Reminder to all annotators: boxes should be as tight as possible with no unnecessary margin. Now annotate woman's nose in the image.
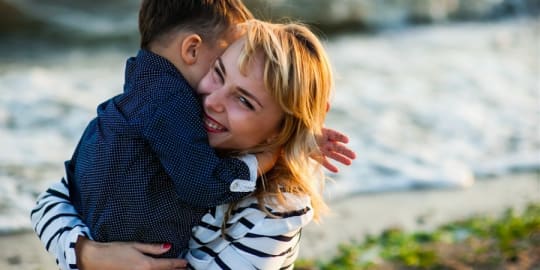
[203,88,225,113]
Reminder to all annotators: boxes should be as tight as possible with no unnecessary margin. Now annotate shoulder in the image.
[128,49,194,99]
[226,194,313,236]
[264,193,311,213]
[249,193,313,236]
[192,194,313,243]
[120,51,199,121]
[187,195,312,269]
[233,193,312,220]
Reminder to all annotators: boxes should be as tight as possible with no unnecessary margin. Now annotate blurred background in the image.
[0,0,539,250]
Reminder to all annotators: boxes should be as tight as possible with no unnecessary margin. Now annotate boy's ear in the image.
[180,34,202,65]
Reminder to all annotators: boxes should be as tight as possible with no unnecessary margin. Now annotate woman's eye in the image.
[239,96,255,110]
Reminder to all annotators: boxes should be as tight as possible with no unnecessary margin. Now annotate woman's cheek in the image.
[197,77,213,95]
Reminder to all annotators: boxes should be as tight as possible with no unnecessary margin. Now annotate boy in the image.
[64,0,261,258]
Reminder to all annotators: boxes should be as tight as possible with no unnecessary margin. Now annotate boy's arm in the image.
[143,90,257,208]
[30,177,92,270]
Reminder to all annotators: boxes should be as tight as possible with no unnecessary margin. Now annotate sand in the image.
[1,173,538,270]
[300,172,540,259]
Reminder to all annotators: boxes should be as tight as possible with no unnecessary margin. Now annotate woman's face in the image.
[197,38,284,151]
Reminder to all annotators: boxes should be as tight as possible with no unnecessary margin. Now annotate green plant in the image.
[298,203,540,269]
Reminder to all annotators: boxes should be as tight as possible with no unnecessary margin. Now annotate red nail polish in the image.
[162,243,172,249]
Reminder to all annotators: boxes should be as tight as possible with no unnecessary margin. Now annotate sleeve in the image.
[30,177,91,270]
[185,198,313,270]
[142,88,258,208]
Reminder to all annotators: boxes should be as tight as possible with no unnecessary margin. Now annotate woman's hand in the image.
[317,128,357,173]
[76,237,187,270]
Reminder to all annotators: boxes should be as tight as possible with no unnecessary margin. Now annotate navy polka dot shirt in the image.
[65,49,251,257]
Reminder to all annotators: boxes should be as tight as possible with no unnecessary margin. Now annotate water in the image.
[325,19,540,196]
[1,4,539,234]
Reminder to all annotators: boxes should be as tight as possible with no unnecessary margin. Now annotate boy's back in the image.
[67,0,254,257]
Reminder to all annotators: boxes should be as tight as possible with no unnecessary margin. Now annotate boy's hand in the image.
[316,128,356,173]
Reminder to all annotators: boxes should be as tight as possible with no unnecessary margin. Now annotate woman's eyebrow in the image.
[237,87,263,108]
[218,56,263,108]
[217,57,226,76]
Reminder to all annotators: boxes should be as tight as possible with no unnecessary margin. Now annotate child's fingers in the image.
[323,142,356,161]
[334,143,356,160]
[325,129,349,144]
[321,157,339,173]
[325,151,353,166]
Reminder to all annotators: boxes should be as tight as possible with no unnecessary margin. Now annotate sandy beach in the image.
[1,172,538,270]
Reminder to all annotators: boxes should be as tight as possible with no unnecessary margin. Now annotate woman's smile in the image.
[203,113,227,133]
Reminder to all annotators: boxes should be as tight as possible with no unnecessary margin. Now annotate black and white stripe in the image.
[186,195,313,269]
[30,178,92,270]
[30,178,314,270]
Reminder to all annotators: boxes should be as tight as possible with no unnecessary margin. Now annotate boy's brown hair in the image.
[139,0,254,49]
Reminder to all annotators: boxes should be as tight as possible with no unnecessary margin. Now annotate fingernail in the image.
[162,243,172,249]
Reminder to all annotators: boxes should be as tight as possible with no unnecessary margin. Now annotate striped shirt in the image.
[31,178,313,270]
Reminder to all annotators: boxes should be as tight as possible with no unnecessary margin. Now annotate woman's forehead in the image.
[223,37,246,57]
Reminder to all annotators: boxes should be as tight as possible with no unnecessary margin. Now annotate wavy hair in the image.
[227,20,333,223]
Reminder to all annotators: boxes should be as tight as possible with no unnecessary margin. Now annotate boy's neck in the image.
[147,40,196,88]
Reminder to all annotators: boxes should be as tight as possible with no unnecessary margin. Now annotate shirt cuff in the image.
[64,227,93,270]
[232,154,258,192]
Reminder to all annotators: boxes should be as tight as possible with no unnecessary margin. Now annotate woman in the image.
[32,19,348,269]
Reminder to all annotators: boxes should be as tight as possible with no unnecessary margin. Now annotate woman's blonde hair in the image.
[227,19,333,222]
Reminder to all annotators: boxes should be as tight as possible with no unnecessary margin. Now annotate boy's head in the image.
[139,0,253,50]
[139,0,254,88]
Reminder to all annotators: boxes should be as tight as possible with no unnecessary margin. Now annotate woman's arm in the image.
[30,177,92,270]
[30,178,187,270]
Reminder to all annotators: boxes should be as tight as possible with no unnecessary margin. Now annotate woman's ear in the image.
[180,34,202,65]
[266,134,279,144]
